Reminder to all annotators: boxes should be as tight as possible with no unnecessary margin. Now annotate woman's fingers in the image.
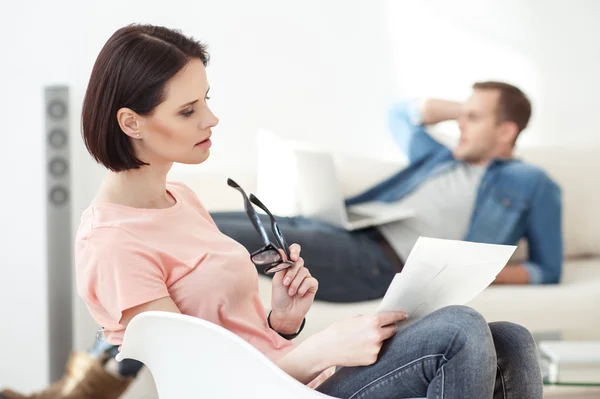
[288,265,309,296]
[376,311,408,327]
[379,324,398,341]
[288,243,301,262]
[283,256,304,286]
[297,275,318,297]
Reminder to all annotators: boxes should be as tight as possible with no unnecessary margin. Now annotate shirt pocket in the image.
[488,187,529,240]
[491,187,528,212]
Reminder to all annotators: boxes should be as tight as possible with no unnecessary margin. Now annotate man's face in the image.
[454,89,503,163]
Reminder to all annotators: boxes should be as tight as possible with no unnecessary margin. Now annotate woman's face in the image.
[132,59,219,166]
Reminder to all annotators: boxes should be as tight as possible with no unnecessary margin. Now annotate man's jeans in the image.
[211,211,399,302]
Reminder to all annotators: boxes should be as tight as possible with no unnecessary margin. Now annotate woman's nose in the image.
[202,108,219,129]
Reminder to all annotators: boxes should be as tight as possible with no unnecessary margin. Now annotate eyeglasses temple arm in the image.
[246,202,271,246]
[228,182,270,246]
[249,194,290,257]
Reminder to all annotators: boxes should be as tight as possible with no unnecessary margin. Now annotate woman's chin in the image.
[186,149,211,165]
[170,148,211,166]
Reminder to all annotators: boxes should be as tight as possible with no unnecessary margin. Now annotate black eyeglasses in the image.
[227,178,294,274]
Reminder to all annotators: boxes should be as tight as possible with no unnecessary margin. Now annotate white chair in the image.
[117,311,425,399]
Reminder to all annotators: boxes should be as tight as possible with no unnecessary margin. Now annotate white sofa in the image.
[124,145,600,399]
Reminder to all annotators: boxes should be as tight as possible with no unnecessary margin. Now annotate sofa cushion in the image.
[515,146,600,257]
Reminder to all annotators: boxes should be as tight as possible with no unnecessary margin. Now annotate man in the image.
[1,81,561,398]
[212,81,562,303]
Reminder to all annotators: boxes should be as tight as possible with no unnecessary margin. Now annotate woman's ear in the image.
[117,107,142,139]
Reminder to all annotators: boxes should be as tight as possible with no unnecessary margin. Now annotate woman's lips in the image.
[195,138,212,149]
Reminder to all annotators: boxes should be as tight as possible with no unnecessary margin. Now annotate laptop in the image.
[294,149,414,231]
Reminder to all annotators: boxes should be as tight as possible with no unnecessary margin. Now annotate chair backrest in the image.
[117,311,335,399]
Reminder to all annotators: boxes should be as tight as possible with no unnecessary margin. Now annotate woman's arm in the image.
[120,296,181,327]
[276,312,407,384]
[276,334,330,384]
[121,296,326,383]
[122,296,326,383]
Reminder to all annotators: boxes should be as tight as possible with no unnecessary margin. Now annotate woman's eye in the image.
[181,109,195,118]
[205,96,211,101]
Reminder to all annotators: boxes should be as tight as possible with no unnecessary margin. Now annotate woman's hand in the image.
[270,243,318,335]
[313,311,408,367]
[275,311,408,384]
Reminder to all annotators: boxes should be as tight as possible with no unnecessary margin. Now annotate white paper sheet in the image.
[377,237,517,326]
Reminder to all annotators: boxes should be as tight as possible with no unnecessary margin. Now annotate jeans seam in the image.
[440,364,444,399]
[347,354,445,399]
[497,364,506,399]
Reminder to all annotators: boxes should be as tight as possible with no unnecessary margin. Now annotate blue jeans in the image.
[316,306,542,399]
[211,211,399,302]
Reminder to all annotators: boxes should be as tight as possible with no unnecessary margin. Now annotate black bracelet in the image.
[267,310,306,340]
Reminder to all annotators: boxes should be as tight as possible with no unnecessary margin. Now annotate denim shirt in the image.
[346,101,563,284]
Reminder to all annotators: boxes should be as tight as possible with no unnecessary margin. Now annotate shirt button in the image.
[502,198,511,207]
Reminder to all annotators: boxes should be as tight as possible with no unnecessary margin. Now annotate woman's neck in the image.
[96,163,175,209]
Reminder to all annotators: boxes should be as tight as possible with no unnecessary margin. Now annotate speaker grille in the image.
[47,99,67,120]
[48,129,68,149]
[44,85,73,383]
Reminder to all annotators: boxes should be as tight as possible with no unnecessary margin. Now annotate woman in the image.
[73,24,542,398]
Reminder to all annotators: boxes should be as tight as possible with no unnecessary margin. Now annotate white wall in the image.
[1,0,600,393]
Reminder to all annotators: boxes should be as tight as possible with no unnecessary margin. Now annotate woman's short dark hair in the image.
[81,24,209,171]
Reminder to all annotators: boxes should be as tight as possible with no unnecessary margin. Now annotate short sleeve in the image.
[81,227,170,324]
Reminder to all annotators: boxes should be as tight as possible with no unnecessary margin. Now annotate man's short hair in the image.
[473,81,532,134]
